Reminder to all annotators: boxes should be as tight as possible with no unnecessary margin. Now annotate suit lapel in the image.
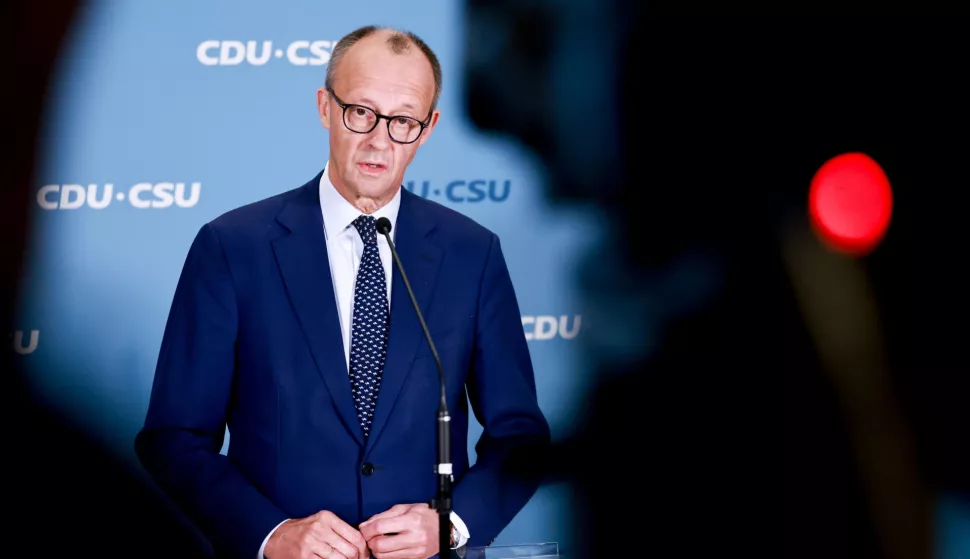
[272,175,365,447]
[366,189,442,454]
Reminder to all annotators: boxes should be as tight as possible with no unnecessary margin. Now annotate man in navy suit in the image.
[135,25,550,559]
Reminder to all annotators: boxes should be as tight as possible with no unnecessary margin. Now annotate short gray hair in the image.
[325,25,442,117]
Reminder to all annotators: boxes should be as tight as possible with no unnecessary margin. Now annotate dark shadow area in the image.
[463,9,969,559]
[2,2,211,556]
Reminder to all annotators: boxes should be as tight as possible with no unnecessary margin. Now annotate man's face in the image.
[317,32,439,209]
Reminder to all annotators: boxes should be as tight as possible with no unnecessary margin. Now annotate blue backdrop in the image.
[15,0,601,552]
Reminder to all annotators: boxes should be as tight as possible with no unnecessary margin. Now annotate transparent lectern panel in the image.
[457,542,561,559]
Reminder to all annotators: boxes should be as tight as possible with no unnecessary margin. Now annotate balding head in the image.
[326,26,442,114]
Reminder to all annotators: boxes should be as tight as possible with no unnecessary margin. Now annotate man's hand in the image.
[359,503,440,559]
[265,510,369,559]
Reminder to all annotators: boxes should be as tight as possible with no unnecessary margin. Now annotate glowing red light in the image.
[808,152,893,255]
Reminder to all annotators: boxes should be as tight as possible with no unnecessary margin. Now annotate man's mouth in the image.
[358,161,386,171]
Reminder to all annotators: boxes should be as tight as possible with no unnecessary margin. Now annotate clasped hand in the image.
[264,503,439,559]
[264,510,369,559]
[360,503,441,559]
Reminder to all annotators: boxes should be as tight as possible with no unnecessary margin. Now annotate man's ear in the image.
[417,109,440,147]
[317,87,332,130]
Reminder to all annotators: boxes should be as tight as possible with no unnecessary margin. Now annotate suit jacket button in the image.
[361,462,375,476]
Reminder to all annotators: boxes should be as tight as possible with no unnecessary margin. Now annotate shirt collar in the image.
[319,163,402,241]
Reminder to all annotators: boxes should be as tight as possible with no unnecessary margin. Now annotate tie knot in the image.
[352,215,378,245]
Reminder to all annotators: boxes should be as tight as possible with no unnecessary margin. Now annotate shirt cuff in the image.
[450,511,470,548]
[258,519,290,558]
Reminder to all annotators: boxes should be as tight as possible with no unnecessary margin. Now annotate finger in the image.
[366,513,417,539]
[371,534,424,559]
[368,532,416,556]
[306,523,359,559]
[310,541,348,559]
[360,508,410,541]
[359,520,381,541]
[361,521,401,542]
[361,503,411,526]
[322,517,367,557]
[324,532,368,559]
[374,549,415,559]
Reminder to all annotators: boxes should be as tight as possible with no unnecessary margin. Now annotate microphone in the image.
[375,216,453,558]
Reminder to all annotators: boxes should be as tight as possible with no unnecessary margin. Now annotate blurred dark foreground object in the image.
[3,2,210,555]
[463,6,970,559]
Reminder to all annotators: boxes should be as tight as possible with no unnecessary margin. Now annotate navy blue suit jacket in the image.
[135,171,550,558]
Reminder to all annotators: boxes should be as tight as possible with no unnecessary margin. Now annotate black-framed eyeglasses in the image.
[327,88,431,145]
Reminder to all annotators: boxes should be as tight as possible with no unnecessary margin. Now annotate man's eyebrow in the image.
[357,97,419,114]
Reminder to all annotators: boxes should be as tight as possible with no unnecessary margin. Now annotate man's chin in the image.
[349,179,399,200]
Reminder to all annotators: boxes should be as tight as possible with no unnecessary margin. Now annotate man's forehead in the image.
[335,49,434,112]
[339,71,428,100]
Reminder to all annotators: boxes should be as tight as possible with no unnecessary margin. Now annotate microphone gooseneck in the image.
[376,216,453,558]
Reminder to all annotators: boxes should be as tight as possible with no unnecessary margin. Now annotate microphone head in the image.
[376,217,393,235]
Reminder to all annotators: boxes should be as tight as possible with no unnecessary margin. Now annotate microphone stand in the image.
[377,219,452,559]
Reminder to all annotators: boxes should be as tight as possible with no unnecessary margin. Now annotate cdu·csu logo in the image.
[37,183,201,210]
[197,40,337,66]
[405,179,510,203]
[11,330,38,355]
[522,315,581,341]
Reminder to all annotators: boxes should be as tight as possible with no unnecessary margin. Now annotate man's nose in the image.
[364,120,391,149]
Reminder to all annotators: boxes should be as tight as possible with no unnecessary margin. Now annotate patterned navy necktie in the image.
[348,215,390,438]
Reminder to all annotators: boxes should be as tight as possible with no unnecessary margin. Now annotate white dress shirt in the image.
[257,166,469,557]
